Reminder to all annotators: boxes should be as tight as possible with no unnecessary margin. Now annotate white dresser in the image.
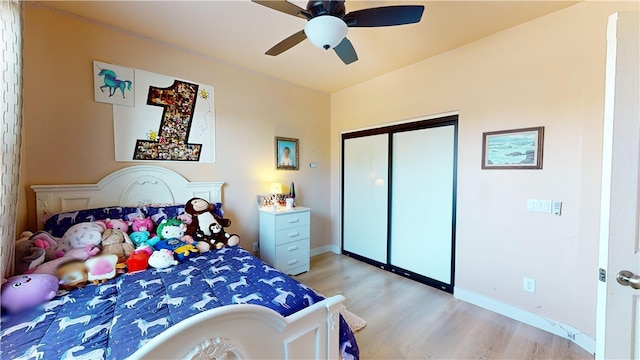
[259,207,310,275]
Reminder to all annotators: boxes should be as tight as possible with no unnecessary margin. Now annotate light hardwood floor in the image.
[295,253,593,360]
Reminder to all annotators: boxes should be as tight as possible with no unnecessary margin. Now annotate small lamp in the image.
[270,182,283,195]
[304,15,348,50]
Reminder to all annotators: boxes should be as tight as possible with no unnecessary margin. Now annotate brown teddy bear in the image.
[100,229,135,263]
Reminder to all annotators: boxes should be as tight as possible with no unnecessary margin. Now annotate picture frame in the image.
[275,137,299,170]
[93,60,135,107]
[482,126,544,169]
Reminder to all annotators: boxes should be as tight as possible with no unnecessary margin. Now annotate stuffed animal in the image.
[155,238,198,262]
[148,249,178,269]
[100,229,135,264]
[184,197,218,238]
[185,197,239,248]
[31,245,99,276]
[14,231,46,275]
[97,218,129,233]
[156,218,187,240]
[85,255,118,284]
[130,217,154,233]
[182,234,210,253]
[209,218,240,249]
[177,212,192,225]
[31,222,106,260]
[125,248,151,273]
[155,218,199,262]
[56,259,88,290]
[129,230,160,249]
[1,274,60,313]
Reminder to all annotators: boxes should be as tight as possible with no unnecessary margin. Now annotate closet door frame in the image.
[341,115,458,293]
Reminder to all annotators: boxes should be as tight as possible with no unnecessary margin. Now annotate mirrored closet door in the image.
[341,115,457,293]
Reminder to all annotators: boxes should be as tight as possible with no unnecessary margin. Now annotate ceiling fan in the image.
[253,0,425,65]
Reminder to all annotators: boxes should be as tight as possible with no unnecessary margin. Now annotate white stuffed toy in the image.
[30,222,106,260]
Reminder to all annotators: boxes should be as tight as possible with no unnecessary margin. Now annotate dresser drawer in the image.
[275,226,310,245]
[275,239,310,273]
[275,211,310,230]
[276,238,309,258]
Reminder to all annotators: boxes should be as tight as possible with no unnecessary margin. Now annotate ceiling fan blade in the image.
[252,0,308,19]
[265,30,308,56]
[334,37,358,65]
[343,5,425,27]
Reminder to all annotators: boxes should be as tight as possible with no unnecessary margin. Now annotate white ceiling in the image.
[36,0,579,93]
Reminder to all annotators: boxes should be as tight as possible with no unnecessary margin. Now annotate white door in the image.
[390,126,455,285]
[342,134,389,264]
[596,11,640,360]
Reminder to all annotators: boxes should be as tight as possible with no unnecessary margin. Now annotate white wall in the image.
[330,1,638,340]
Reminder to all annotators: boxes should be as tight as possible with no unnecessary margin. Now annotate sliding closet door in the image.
[342,134,389,264]
[390,125,455,286]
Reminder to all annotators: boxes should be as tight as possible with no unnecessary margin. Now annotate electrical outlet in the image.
[252,242,259,252]
[523,277,536,293]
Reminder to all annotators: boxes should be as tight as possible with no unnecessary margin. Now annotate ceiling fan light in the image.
[304,15,348,50]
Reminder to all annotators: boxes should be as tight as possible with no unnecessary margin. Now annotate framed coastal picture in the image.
[482,126,544,169]
[275,137,299,170]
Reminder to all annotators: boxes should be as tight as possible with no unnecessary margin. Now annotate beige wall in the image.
[330,2,638,338]
[18,4,331,251]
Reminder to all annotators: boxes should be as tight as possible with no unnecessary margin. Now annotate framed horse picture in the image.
[93,60,135,107]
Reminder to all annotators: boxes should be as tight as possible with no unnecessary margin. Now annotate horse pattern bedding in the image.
[0,247,359,359]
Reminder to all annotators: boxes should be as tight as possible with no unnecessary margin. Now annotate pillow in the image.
[43,206,144,237]
[144,204,186,225]
[144,203,224,225]
[42,203,224,236]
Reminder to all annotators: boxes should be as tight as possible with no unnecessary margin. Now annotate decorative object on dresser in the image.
[259,207,310,275]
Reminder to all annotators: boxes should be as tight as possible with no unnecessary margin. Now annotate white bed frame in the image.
[31,165,344,360]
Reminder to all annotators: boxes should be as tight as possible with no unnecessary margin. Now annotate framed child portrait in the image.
[275,137,299,170]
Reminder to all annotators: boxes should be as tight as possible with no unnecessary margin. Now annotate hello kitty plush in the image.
[148,249,177,269]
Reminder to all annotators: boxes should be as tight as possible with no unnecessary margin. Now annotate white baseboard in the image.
[454,287,595,355]
[310,245,341,257]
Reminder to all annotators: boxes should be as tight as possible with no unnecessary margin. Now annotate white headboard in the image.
[31,165,224,229]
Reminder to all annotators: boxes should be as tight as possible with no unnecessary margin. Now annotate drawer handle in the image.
[288,232,300,237]
[288,219,300,223]
[287,245,299,251]
[287,259,299,265]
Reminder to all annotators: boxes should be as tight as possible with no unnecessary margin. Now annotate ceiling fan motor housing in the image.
[306,0,346,17]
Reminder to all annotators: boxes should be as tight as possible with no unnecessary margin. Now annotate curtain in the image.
[0,0,23,279]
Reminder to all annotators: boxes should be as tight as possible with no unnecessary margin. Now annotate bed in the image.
[1,166,359,360]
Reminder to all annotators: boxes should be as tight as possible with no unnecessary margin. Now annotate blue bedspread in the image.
[1,247,359,359]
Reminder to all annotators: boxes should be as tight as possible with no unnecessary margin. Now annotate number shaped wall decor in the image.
[133,80,202,161]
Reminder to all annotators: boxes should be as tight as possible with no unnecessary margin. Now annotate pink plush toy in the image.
[177,212,193,225]
[97,218,129,233]
[130,217,154,233]
[31,222,106,260]
[86,255,118,284]
[1,274,60,313]
[30,245,99,276]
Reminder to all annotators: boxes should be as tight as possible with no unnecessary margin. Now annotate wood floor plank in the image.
[295,253,593,360]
